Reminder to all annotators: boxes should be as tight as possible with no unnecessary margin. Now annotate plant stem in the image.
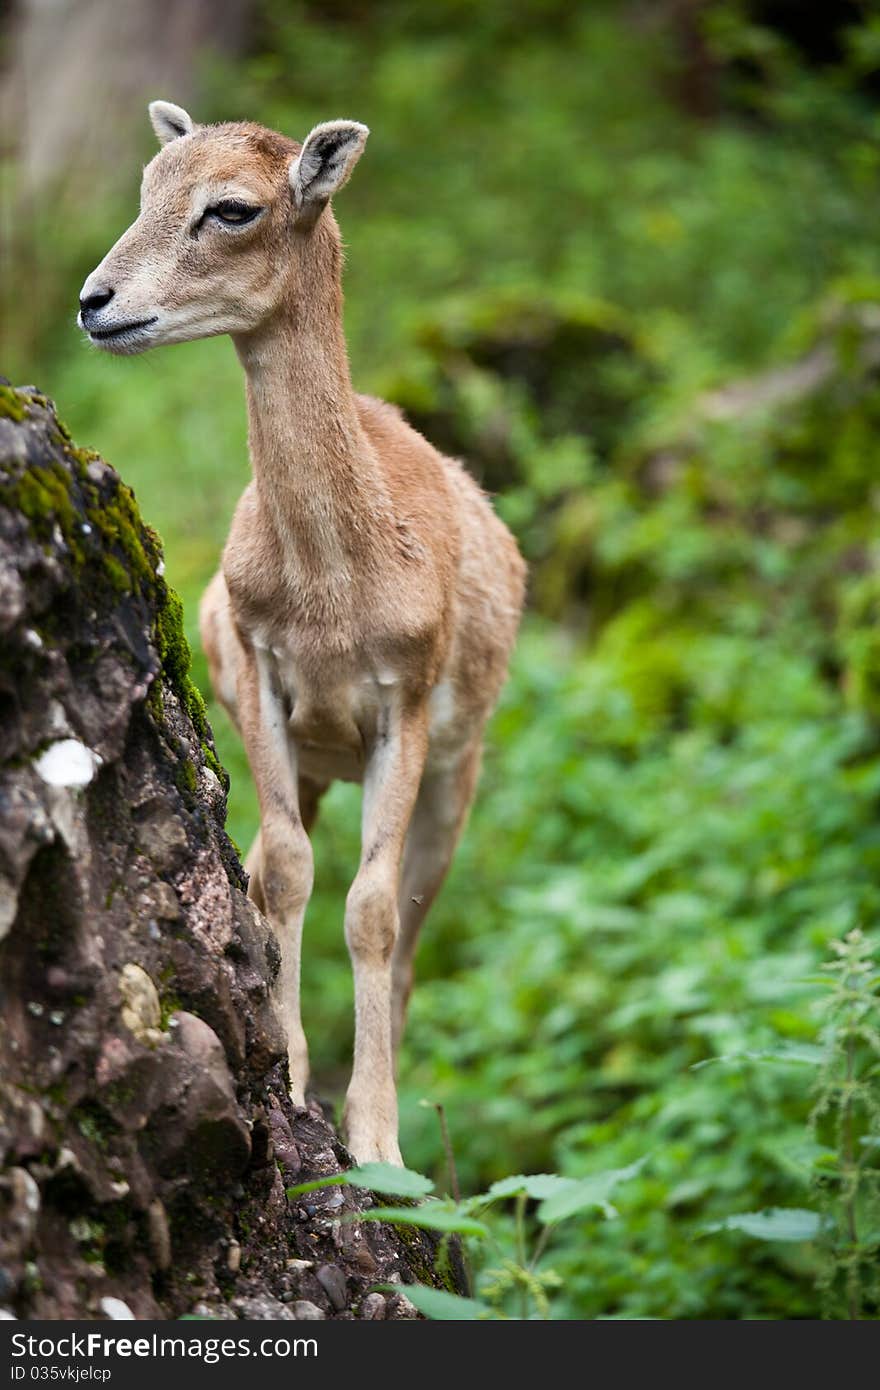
[843,1002,859,1321]
[429,1102,473,1296]
[434,1102,461,1204]
[515,1191,529,1320]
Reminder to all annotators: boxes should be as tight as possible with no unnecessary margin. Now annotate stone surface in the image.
[360,1292,387,1320]
[0,385,465,1320]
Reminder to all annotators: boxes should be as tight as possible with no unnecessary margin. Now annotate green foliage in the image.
[377,1284,490,1320]
[355,1205,490,1238]
[286,1160,434,1200]
[707,1208,826,1243]
[282,1158,592,1314]
[295,1152,646,1318]
[8,0,880,1319]
[810,930,880,1318]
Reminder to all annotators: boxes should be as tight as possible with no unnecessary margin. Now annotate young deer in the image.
[78,102,525,1163]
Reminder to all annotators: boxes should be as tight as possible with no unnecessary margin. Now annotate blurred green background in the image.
[5,0,880,1318]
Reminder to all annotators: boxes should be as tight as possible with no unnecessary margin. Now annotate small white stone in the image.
[23,628,43,650]
[81,523,92,535]
[12,1168,40,1214]
[100,1297,135,1320]
[156,559,165,576]
[34,738,102,789]
[292,1301,325,1321]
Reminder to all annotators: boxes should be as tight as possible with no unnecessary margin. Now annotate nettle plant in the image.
[704,930,880,1320]
[287,931,880,1320]
[810,930,880,1318]
[287,1139,645,1320]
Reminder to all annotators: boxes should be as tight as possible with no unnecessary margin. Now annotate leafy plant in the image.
[289,1156,645,1319]
[811,930,880,1318]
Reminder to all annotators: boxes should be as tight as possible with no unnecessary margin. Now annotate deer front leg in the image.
[236,643,313,1104]
[343,703,429,1164]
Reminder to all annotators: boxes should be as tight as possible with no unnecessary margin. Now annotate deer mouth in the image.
[88,317,158,343]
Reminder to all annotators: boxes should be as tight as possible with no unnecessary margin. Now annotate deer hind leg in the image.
[245,776,328,916]
[236,644,314,1106]
[391,741,482,1059]
[199,570,242,730]
[343,705,429,1164]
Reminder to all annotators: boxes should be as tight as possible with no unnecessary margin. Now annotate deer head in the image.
[77,101,368,354]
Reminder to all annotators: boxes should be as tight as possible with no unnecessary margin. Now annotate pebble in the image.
[100,1297,135,1320]
[292,1301,325,1321]
[360,1293,386,1320]
[316,1263,348,1311]
[232,1295,293,1320]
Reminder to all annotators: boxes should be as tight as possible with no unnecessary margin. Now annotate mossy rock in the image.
[0,382,227,786]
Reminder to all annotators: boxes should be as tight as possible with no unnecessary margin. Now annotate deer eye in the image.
[207,200,262,226]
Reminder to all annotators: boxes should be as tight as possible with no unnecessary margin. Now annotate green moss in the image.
[73,1103,116,1149]
[0,411,155,600]
[155,590,196,701]
[201,741,229,791]
[0,384,27,421]
[102,553,132,594]
[433,1233,459,1292]
[152,584,228,794]
[8,460,83,561]
[159,991,183,1029]
[82,480,159,592]
[3,394,231,820]
[174,757,198,801]
[394,1221,439,1285]
[67,443,101,476]
[184,679,211,741]
[46,1080,69,1107]
[102,1078,137,1109]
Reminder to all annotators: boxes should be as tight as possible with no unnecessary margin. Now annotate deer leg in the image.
[236,644,313,1105]
[343,705,429,1164]
[391,741,482,1059]
[245,775,327,915]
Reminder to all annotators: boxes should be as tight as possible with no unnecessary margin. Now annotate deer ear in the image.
[149,100,195,147]
[289,120,369,219]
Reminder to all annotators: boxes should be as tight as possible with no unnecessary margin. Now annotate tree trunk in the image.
[2,0,255,193]
[0,383,459,1320]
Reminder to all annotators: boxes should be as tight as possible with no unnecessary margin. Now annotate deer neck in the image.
[234,220,391,591]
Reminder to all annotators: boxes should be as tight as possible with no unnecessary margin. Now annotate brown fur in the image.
[79,106,525,1162]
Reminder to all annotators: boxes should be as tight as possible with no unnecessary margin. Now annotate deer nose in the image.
[79,287,114,320]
